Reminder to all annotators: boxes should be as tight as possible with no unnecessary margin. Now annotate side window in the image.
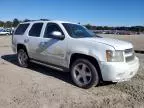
[44,23,64,38]
[14,24,29,35]
[29,23,43,37]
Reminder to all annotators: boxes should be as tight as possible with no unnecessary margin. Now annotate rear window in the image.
[14,24,29,35]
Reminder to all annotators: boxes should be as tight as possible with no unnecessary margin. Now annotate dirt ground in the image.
[0,36,144,108]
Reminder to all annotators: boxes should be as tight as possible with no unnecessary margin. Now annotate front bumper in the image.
[100,57,139,82]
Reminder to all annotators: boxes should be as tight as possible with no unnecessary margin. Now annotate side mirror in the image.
[51,31,65,40]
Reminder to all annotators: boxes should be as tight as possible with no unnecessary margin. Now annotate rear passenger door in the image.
[13,23,30,52]
[27,23,44,60]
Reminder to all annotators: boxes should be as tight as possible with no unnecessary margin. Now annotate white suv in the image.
[12,21,139,88]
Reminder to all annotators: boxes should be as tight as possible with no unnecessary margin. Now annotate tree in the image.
[4,21,12,28]
[85,24,92,30]
[40,19,50,21]
[0,21,4,27]
[12,18,20,27]
[23,19,31,22]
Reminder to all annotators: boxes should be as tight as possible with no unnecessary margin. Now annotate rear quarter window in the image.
[14,23,30,35]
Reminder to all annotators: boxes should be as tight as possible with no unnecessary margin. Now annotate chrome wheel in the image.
[18,49,28,67]
[73,63,92,85]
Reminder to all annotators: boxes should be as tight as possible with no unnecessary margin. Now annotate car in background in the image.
[5,28,14,35]
[0,29,10,35]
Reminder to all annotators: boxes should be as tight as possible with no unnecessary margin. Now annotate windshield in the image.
[62,23,101,38]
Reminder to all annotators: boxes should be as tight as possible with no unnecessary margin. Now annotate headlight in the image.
[106,50,124,62]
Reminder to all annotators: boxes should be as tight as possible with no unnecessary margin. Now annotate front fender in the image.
[67,39,115,68]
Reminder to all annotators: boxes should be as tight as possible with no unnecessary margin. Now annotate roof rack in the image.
[23,19,50,22]
[39,19,50,21]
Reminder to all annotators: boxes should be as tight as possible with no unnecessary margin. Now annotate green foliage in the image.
[85,24,92,29]
[5,21,13,28]
[12,18,20,27]
[39,19,50,21]
[23,19,31,22]
[0,21,4,27]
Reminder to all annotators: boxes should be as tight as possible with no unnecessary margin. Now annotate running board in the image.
[30,59,66,72]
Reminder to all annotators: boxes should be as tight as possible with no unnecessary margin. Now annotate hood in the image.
[77,37,133,50]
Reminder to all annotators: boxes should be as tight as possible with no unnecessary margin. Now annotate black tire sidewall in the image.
[71,59,100,89]
[17,49,29,68]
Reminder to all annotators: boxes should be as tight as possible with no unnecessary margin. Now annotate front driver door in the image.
[38,22,67,67]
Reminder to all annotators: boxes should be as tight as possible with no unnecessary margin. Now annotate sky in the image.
[0,0,143,26]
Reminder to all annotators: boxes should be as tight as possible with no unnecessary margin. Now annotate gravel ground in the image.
[0,36,144,108]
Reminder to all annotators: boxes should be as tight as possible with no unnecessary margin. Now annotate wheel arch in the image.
[17,44,29,57]
[69,53,103,81]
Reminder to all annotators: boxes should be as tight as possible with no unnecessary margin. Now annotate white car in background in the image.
[0,29,10,35]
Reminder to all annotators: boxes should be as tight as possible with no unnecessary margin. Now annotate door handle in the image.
[24,39,29,43]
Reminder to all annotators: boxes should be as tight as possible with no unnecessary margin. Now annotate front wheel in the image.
[70,59,100,89]
[17,49,29,68]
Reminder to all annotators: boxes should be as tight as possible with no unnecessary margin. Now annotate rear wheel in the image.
[70,59,100,89]
[17,49,29,68]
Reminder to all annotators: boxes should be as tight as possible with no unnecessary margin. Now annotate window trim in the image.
[14,23,30,35]
[28,23,44,37]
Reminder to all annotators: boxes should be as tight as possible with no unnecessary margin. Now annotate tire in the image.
[17,49,29,68]
[70,59,100,89]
